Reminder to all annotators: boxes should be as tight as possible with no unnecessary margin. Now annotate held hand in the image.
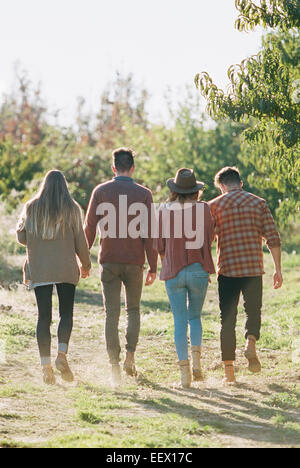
[145,271,156,287]
[273,270,283,289]
[81,267,90,279]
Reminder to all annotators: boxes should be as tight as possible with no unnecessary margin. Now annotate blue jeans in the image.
[165,263,209,361]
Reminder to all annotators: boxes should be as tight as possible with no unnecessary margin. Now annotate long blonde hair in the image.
[18,170,82,240]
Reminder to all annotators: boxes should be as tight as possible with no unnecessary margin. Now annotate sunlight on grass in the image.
[0,439,29,448]
[0,313,36,354]
[44,413,222,448]
[265,392,300,410]
[0,383,45,398]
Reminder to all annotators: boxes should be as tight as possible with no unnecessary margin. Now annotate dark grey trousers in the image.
[218,275,263,361]
[100,263,144,365]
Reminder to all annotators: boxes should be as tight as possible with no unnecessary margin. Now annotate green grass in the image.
[0,439,29,448]
[44,414,221,448]
[71,384,134,413]
[0,313,36,353]
[0,383,44,398]
[0,413,21,420]
[265,392,300,410]
[78,411,105,425]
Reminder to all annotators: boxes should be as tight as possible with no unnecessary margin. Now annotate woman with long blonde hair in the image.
[17,170,91,385]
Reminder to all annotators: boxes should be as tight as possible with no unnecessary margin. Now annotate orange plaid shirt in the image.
[209,189,281,277]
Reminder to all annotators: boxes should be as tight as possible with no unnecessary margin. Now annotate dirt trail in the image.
[0,288,299,448]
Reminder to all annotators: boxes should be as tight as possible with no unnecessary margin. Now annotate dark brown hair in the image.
[214,166,241,189]
[168,191,201,204]
[112,147,135,173]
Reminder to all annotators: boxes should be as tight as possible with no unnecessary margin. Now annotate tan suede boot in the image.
[123,351,137,377]
[42,365,56,385]
[245,335,261,373]
[55,352,74,382]
[178,360,192,388]
[223,361,236,385]
[191,346,204,381]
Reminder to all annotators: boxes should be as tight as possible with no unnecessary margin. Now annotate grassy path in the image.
[0,252,299,448]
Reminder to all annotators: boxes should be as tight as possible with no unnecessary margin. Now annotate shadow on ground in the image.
[109,375,300,447]
[75,289,103,307]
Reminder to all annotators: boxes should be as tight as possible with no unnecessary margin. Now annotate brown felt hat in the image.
[167,168,205,194]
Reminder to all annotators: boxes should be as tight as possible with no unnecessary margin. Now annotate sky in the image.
[0,0,263,126]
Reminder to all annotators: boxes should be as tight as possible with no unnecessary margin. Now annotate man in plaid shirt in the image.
[209,167,283,384]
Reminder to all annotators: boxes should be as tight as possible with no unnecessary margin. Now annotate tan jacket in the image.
[17,220,91,287]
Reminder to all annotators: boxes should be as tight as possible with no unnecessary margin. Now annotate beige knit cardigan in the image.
[17,220,91,287]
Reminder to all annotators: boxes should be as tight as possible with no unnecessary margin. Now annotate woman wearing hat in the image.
[155,168,215,388]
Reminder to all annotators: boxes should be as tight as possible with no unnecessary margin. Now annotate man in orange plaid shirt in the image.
[209,167,283,384]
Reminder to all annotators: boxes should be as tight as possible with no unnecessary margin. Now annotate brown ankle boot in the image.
[191,346,204,381]
[223,361,236,385]
[55,353,74,382]
[123,352,137,377]
[42,365,56,385]
[178,360,192,388]
[245,336,261,373]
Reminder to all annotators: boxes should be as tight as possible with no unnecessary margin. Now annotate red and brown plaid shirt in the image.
[209,189,281,277]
